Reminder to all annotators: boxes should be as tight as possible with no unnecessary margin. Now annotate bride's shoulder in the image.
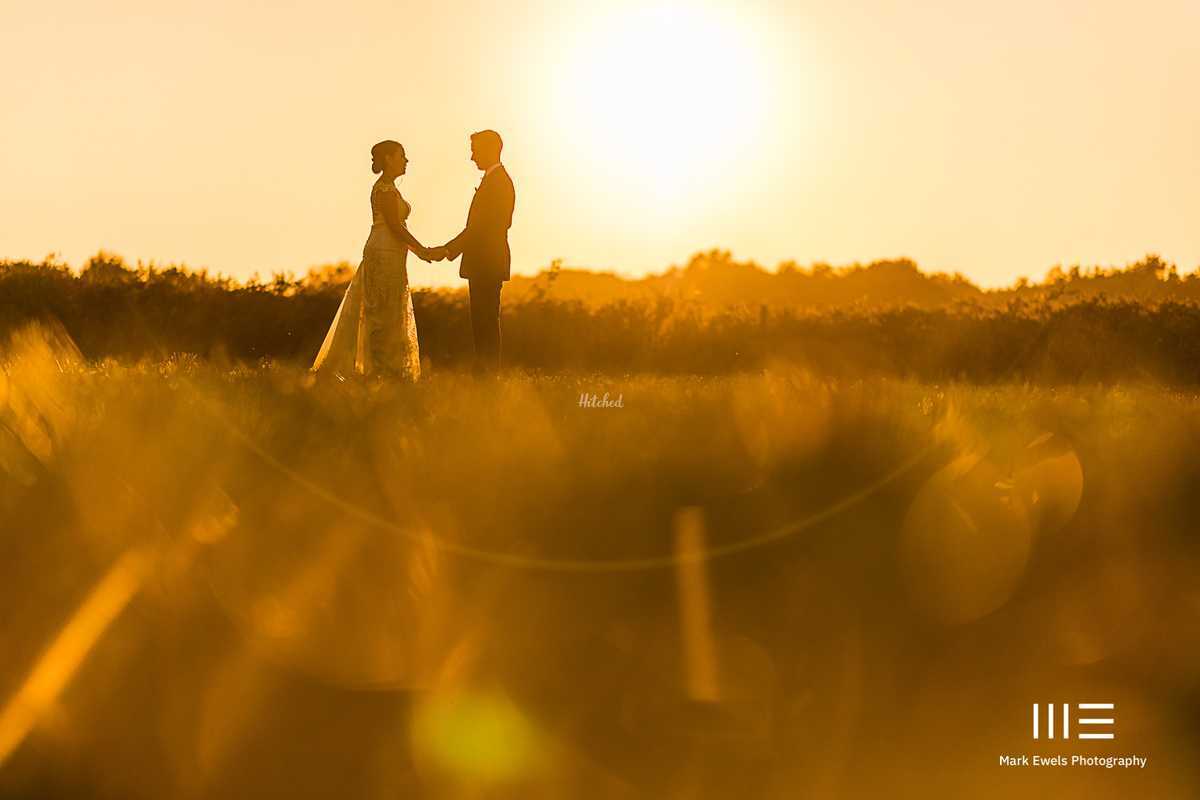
[371,179,410,216]
[373,179,398,194]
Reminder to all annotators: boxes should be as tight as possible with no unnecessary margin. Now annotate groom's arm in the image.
[446,181,511,260]
[444,188,484,259]
[444,179,508,259]
[444,226,469,260]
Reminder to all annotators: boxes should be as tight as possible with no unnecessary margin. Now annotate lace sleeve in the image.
[376,183,408,220]
[374,182,422,249]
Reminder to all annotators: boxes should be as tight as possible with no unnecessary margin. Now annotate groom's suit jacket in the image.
[446,165,516,283]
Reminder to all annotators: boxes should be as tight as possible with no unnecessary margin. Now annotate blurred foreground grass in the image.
[1,323,1199,798]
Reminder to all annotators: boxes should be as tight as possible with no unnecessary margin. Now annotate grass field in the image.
[2,323,1199,798]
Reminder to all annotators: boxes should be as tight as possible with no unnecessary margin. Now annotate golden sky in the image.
[3,0,1197,288]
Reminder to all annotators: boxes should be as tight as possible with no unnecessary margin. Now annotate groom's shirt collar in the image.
[483,162,503,179]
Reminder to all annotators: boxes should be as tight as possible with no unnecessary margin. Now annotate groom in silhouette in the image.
[433,130,515,374]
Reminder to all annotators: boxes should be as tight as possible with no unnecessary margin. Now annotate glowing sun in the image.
[553,4,769,201]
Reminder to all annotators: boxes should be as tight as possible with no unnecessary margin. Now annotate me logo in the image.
[1032,703,1115,740]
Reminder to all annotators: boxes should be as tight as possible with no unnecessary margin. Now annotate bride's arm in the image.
[379,188,434,260]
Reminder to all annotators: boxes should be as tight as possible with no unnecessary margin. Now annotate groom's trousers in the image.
[468,279,503,373]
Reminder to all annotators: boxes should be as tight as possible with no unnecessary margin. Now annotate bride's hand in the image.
[415,246,433,263]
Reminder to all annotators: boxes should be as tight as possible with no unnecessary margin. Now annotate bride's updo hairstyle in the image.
[371,140,404,174]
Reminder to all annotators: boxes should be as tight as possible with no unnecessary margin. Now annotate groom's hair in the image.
[470,129,503,156]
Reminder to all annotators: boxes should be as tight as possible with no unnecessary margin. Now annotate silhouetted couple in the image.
[311,130,516,380]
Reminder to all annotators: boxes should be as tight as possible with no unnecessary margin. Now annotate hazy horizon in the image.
[14,246,1200,294]
[3,0,1197,290]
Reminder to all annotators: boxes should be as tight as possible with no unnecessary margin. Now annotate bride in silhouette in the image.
[311,140,441,380]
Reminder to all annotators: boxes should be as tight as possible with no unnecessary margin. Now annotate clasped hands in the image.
[415,245,450,263]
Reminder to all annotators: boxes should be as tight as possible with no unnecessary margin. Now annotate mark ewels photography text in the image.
[999,754,1148,769]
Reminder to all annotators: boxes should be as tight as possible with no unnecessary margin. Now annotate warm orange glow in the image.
[0,549,151,767]
[2,1,1197,284]
[549,4,767,212]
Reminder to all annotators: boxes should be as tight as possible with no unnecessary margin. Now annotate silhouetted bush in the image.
[3,252,1200,383]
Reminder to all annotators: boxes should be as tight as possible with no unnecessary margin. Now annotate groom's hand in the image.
[429,246,449,262]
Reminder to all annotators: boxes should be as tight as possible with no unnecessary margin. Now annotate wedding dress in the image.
[310,179,421,380]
